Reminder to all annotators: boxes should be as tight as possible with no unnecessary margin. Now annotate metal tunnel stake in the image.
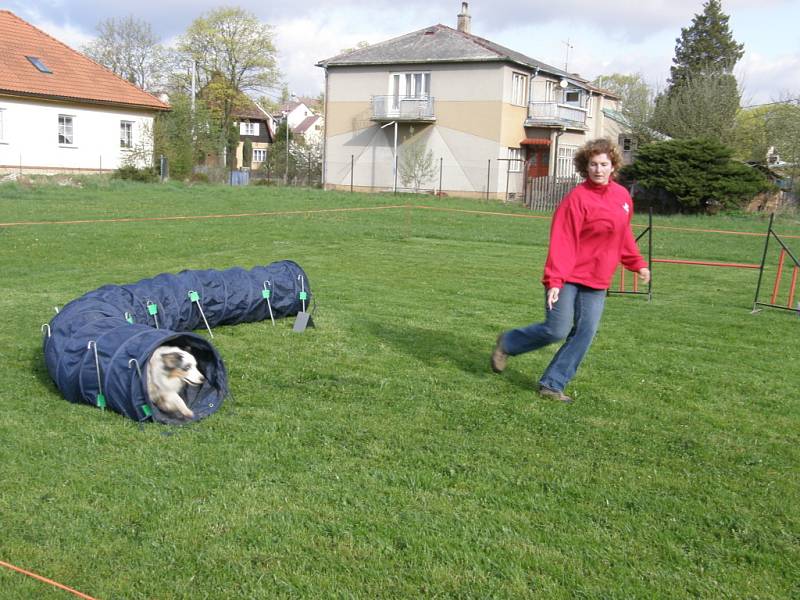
[146,301,160,329]
[262,280,276,326]
[128,359,152,421]
[293,274,314,333]
[86,340,106,409]
[188,290,214,338]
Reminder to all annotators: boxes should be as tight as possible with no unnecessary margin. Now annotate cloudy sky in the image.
[7,0,800,105]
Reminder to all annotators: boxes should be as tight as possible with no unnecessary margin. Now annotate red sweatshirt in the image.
[542,179,647,290]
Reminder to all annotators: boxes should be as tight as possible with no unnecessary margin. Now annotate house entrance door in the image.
[527,147,550,178]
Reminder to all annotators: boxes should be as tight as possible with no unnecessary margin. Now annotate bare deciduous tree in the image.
[400,140,436,193]
[82,16,170,92]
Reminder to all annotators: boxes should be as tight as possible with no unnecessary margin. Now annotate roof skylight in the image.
[26,56,52,74]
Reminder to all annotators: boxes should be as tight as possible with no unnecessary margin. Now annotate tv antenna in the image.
[562,38,573,72]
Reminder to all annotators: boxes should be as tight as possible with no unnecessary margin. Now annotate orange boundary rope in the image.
[1,203,797,240]
[0,559,98,600]
[0,204,409,228]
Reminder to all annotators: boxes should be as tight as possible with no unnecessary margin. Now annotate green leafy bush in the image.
[621,138,771,213]
[111,165,159,183]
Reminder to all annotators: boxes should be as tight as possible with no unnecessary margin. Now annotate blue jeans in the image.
[500,283,606,392]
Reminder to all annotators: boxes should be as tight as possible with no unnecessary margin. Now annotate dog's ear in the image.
[161,352,183,369]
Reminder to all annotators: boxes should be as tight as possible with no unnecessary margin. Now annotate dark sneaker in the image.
[490,335,508,373]
[538,385,573,404]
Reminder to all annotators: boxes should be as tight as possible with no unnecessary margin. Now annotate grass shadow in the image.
[362,319,538,392]
[29,344,58,391]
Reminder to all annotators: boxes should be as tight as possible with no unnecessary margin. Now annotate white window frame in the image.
[58,114,74,146]
[511,72,527,106]
[507,147,522,172]
[389,71,431,110]
[241,122,258,136]
[557,145,578,177]
[252,148,267,162]
[563,89,582,106]
[544,80,556,103]
[120,120,133,149]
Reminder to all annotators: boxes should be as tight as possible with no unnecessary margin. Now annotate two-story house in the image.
[0,10,169,175]
[293,114,324,147]
[316,3,621,199]
[233,100,274,169]
[280,99,318,130]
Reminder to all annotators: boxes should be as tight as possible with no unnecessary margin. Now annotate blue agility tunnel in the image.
[43,260,312,424]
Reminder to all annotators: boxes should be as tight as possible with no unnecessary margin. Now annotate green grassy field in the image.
[1,179,798,599]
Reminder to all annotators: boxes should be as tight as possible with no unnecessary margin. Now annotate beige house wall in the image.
[324,63,520,197]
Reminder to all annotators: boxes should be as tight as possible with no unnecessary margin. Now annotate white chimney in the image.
[457,2,471,34]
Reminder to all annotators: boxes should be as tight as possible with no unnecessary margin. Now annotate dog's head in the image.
[157,346,205,387]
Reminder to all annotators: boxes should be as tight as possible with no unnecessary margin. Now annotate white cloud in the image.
[25,18,94,52]
[737,52,800,105]
[9,0,800,104]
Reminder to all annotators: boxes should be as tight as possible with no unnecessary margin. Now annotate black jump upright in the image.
[752,213,800,314]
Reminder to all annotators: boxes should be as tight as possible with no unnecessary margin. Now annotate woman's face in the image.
[587,153,614,185]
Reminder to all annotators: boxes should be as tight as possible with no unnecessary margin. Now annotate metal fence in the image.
[525,175,580,212]
[328,155,529,200]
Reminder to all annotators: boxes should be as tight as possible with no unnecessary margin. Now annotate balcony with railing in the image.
[372,95,436,122]
[525,101,587,130]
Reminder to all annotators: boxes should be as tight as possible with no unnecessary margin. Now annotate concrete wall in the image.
[0,96,158,174]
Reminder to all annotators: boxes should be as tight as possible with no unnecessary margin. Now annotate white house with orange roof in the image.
[0,10,169,175]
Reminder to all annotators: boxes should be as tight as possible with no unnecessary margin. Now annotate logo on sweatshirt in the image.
[622,202,630,214]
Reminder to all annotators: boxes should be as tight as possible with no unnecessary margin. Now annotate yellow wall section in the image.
[324,99,508,144]
[324,101,375,138]
[499,104,529,148]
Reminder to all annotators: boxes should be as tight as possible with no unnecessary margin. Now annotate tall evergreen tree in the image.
[668,0,743,91]
[654,0,744,143]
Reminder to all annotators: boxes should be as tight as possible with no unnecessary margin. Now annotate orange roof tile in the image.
[0,10,169,111]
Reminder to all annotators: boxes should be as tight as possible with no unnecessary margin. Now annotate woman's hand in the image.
[546,287,560,310]
[638,267,651,284]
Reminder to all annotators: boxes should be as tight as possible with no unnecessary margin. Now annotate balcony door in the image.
[390,72,431,111]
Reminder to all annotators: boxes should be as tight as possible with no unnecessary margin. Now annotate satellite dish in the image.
[559,79,569,89]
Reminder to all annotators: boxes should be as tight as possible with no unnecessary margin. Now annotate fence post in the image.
[486,159,491,200]
[505,162,510,202]
[438,157,443,197]
[350,154,354,193]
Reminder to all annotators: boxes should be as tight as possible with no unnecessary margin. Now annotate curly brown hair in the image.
[573,138,623,180]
